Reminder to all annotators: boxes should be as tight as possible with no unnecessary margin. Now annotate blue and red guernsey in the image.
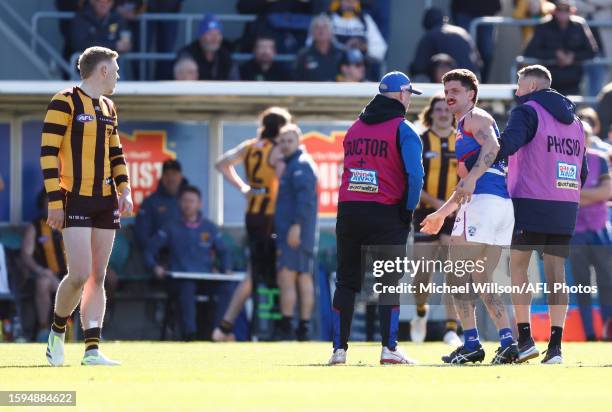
[455,114,509,198]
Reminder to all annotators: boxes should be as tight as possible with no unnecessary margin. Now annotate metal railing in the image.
[32,12,298,80]
[0,3,73,77]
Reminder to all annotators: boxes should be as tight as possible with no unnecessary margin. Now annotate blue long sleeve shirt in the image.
[144,214,230,273]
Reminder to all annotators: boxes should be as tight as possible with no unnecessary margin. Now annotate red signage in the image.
[301,131,345,217]
[120,130,177,212]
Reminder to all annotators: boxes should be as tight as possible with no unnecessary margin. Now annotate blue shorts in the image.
[277,242,315,273]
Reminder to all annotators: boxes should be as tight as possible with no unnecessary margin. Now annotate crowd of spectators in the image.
[50,0,612,93]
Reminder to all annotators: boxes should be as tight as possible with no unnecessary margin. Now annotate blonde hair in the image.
[78,46,118,79]
[279,123,302,139]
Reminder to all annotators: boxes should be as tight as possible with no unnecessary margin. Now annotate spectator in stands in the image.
[451,0,501,82]
[135,159,185,250]
[145,0,184,80]
[176,14,239,81]
[596,81,612,139]
[410,8,482,81]
[569,121,612,342]
[114,1,143,79]
[239,35,290,81]
[575,0,612,95]
[236,0,314,54]
[55,0,86,63]
[21,191,67,342]
[523,0,599,95]
[513,0,556,46]
[69,0,132,57]
[294,14,344,81]
[328,0,387,64]
[173,57,199,81]
[336,48,366,82]
[274,125,318,341]
[361,0,391,41]
[578,107,612,161]
[144,185,231,341]
[428,53,457,83]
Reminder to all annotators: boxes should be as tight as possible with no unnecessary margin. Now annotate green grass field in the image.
[0,342,610,411]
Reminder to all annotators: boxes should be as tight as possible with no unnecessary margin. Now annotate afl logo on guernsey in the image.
[76,113,95,123]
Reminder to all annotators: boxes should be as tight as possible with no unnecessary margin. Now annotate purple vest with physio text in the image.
[507,100,585,203]
[339,117,405,205]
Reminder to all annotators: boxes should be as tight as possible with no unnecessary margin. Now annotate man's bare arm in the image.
[215,140,251,194]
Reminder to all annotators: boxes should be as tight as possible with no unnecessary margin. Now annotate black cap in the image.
[162,159,182,173]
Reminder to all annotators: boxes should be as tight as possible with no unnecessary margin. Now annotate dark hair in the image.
[162,159,182,173]
[517,64,552,87]
[442,69,479,103]
[418,92,455,129]
[258,107,292,140]
[179,185,201,199]
[254,34,276,49]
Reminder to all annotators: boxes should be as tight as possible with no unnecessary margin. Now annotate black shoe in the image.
[491,342,518,364]
[517,337,539,363]
[442,344,485,364]
[296,327,310,342]
[541,345,562,364]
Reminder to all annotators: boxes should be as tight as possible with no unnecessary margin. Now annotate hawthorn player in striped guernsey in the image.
[41,46,132,366]
[212,107,290,341]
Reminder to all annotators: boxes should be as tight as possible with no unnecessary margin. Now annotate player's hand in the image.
[287,224,301,249]
[47,207,64,230]
[420,211,445,235]
[455,176,476,205]
[153,265,166,279]
[240,185,251,196]
[118,188,134,216]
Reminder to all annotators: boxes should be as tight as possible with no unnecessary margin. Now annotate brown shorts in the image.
[62,190,120,230]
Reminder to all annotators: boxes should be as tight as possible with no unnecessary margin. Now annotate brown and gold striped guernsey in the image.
[33,218,67,276]
[243,138,279,216]
[40,86,130,209]
[420,129,458,208]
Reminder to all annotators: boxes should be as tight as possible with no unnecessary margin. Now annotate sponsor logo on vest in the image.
[76,113,95,123]
[556,161,578,190]
[348,168,378,193]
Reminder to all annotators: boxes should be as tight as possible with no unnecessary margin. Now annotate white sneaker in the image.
[212,327,236,342]
[328,348,347,365]
[45,330,65,367]
[443,330,462,348]
[380,346,418,365]
[81,350,121,366]
[410,313,428,343]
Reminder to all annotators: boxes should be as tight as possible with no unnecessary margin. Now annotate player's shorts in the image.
[511,230,572,258]
[413,208,454,242]
[245,213,276,286]
[277,242,315,274]
[451,193,514,246]
[62,189,120,230]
